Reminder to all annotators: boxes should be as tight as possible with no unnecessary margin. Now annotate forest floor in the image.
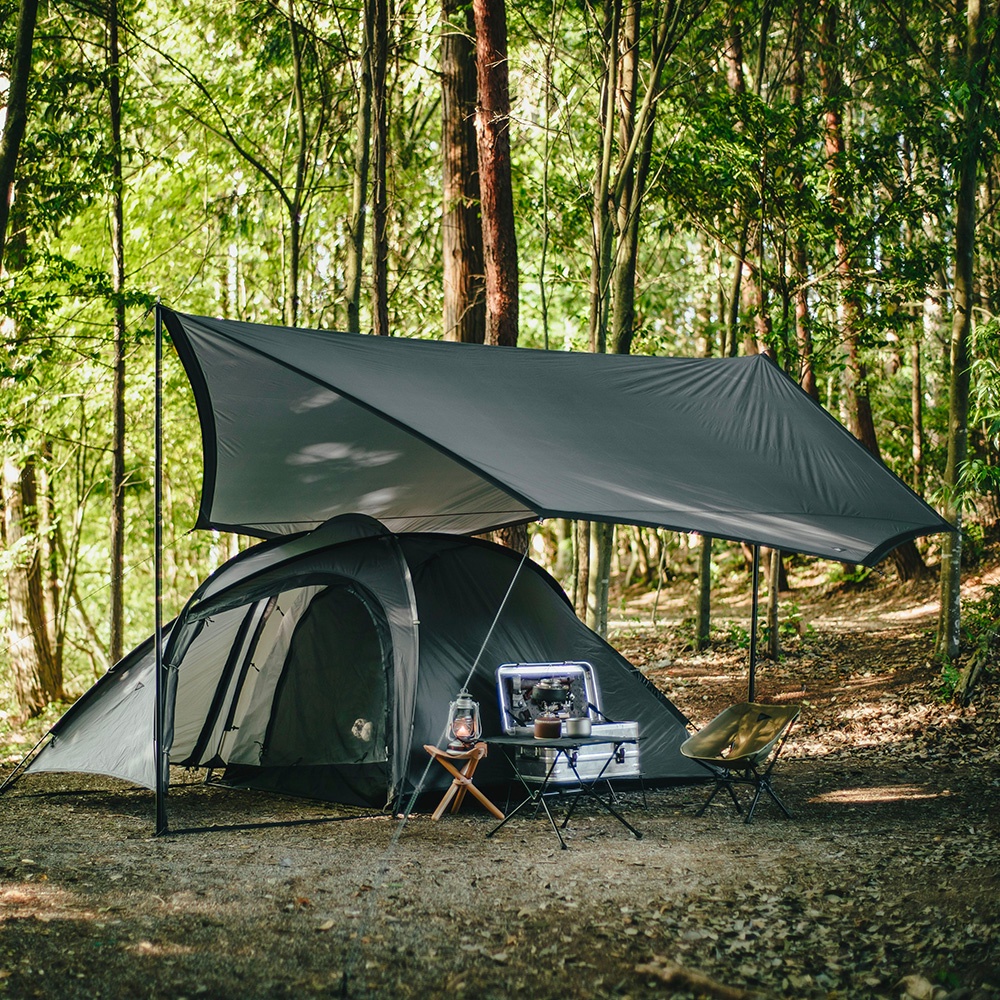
[0,557,998,1000]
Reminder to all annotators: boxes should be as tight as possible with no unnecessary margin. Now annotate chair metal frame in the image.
[680,702,801,824]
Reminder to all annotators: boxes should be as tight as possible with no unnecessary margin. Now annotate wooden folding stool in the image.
[423,743,505,821]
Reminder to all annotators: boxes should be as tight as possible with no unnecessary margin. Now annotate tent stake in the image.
[748,544,760,702]
[154,301,168,836]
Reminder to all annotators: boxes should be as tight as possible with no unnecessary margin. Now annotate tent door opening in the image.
[219,582,394,806]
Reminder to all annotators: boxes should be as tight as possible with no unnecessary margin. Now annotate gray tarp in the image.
[163,310,950,566]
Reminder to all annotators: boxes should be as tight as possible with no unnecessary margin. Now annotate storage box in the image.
[495,662,640,785]
[511,721,641,785]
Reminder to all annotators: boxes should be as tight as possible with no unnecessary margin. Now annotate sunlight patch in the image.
[809,784,948,804]
[128,940,195,958]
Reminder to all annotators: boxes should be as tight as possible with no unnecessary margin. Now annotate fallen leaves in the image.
[636,956,762,999]
[1,570,998,1000]
[897,974,953,1000]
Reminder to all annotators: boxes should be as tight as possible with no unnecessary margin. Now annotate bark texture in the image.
[108,0,127,665]
[346,0,374,333]
[3,457,63,717]
[0,0,39,272]
[371,0,390,337]
[473,0,518,347]
[937,0,990,657]
[442,0,485,343]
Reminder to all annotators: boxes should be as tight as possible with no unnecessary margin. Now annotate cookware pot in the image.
[529,679,571,706]
[563,717,592,737]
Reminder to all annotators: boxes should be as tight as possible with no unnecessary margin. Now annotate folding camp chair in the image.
[680,702,800,824]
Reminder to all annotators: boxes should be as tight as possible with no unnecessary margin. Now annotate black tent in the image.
[19,516,702,806]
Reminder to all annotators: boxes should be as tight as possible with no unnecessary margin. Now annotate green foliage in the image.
[937,660,961,700]
[0,701,69,760]
[938,584,1000,698]
[826,564,873,587]
[2,0,999,719]
[961,584,1000,660]
[722,621,751,650]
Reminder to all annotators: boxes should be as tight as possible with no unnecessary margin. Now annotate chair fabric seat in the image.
[680,702,801,823]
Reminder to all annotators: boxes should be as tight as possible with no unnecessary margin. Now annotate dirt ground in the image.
[1,566,998,1000]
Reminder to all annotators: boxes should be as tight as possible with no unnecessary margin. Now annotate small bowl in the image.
[563,717,592,737]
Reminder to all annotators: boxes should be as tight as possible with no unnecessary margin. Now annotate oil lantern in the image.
[447,689,481,751]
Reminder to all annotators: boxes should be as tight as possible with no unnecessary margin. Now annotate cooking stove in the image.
[495,662,640,785]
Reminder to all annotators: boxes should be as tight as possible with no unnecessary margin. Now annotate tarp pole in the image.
[748,543,760,702]
[154,301,169,836]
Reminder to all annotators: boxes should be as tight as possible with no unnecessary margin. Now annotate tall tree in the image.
[587,0,619,355]
[370,0,390,336]
[588,0,706,631]
[937,0,994,659]
[789,0,817,399]
[346,0,374,333]
[473,0,524,551]
[473,0,518,347]
[0,0,38,272]
[3,455,63,717]
[818,0,926,582]
[107,0,127,665]
[441,0,485,343]
[721,4,749,359]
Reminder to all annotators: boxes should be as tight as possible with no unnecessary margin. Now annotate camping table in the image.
[484,734,642,850]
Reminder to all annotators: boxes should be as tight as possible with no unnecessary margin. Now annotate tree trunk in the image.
[108,0,127,665]
[766,546,781,660]
[587,522,613,636]
[749,1,773,358]
[937,0,989,659]
[442,0,485,343]
[591,0,692,622]
[3,457,63,717]
[285,0,308,327]
[574,520,591,620]
[346,0,374,333]
[0,0,39,273]
[471,0,520,550]
[911,329,924,495]
[819,0,925,583]
[371,0,390,337]
[588,0,641,625]
[819,1,863,427]
[588,0,619,355]
[722,9,748,359]
[491,523,528,553]
[38,440,64,676]
[696,534,712,651]
[612,0,639,333]
[473,0,518,347]
[790,0,817,399]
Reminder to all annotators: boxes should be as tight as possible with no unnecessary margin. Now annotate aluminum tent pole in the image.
[154,302,168,836]
[748,543,760,703]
